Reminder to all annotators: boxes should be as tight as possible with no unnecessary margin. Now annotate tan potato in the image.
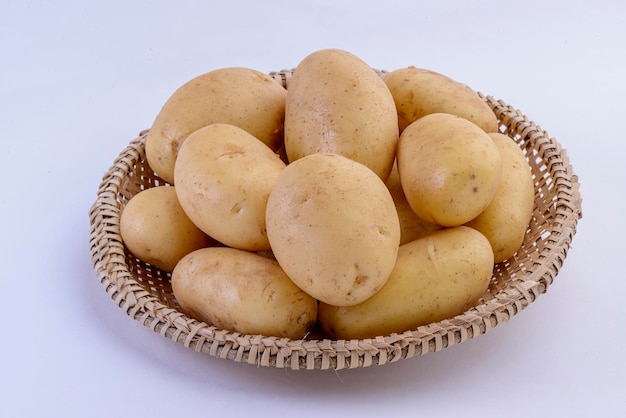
[397,113,502,227]
[172,247,318,339]
[284,48,398,181]
[466,133,535,263]
[174,124,286,252]
[384,66,498,133]
[386,161,442,245]
[145,67,286,184]
[266,153,401,307]
[318,226,494,339]
[119,186,214,272]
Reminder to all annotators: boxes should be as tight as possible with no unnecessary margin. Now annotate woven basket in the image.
[88,69,582,370]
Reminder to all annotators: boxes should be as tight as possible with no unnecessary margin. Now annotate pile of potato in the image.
[119,48,534,340]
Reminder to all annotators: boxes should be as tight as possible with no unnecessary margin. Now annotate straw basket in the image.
[88,69,582,370]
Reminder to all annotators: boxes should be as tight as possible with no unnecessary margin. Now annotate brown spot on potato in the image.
[230,201,243,215]
[353,275,369,287]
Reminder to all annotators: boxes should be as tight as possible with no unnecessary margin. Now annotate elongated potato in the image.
[172,247,318,339]
[284,48,398,180]
[119,186,214,272]
[384,66,498,133]
[174,124,286,251]
[266,152,401,307]
[145,67,286,184]
[466,133,535,262]
[397,113,502,227]
[318,226,494,340]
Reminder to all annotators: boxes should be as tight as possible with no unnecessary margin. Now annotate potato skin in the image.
[145,67,286,184]
[119,186,214,272]
[397,113,502,227]
[266,153,401,307]
[171,247,318,339]
[173,124,286,252]
[318,226,494,339]
[384,66,498,133]
[386,161,442,245]
[466,133,535,263]
[284,48,398,181]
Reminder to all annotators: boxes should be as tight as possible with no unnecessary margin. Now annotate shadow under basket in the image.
[88,70,582,370]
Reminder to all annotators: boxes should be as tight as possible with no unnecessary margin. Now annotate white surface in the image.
[2,1,624,417]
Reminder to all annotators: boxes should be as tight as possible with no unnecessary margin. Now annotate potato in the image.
[145,67,287,184]
[466,133,535,262]
[384,66,498,133]
[284,48,398,181]
[174,124,286,252]
[318,226,494,339]
[266,152,401,307]
[397,113,502,227]
[386,161,442,245]
[172,247,318,339]
[119,186,214,272]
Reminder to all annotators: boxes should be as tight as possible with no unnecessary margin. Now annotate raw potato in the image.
[119,186,214,272]
[466,132,535,262]
[386,161,442,245]
[318,226,494,340]
[384,66,498,133]
[284,48,398,181]
[174,124,286,252]
[145,67,287,184]
[127,53,532,343]
[266,153,401,307]
[397,113,502,227]
[172,247,318,339]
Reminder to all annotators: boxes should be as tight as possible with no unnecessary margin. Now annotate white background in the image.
[2,1,624,417]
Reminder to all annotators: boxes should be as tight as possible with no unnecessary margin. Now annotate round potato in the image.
[384,66,498,133]
[466,132,535,262]
[145,67,287,184]
[284,48,398,181]
[266,153,401,307]
[172,247,318,339]
[119,186,214,272]
[318,226,494,340]
[174,123,286,252]
[397,113,502,227]
[386,161,442,245]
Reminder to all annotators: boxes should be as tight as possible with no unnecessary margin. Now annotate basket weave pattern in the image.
[88,70,582,370]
